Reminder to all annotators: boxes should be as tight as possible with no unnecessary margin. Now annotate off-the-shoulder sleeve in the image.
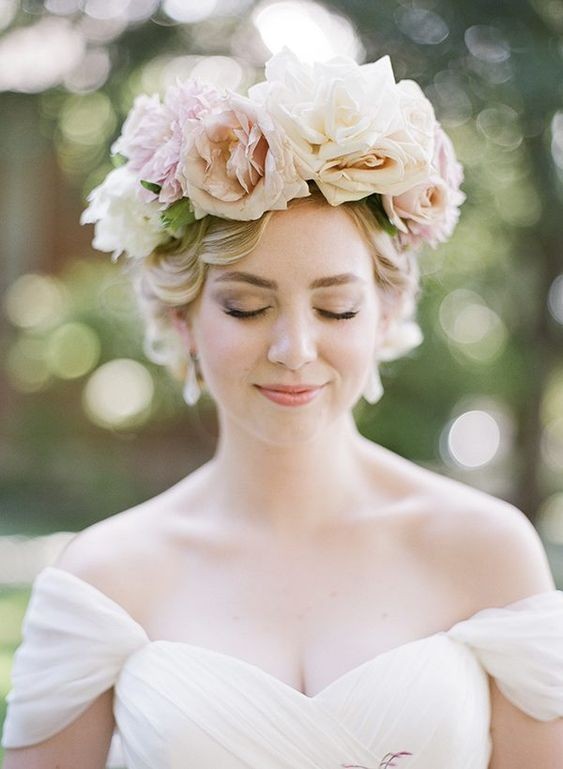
[1,566,149,749]
[447,590,563,721]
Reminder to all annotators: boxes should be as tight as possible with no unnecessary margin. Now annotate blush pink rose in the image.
[382,123,465,249]
[433,123,465,196]
[178,91,310,220]
[383,175,450,241]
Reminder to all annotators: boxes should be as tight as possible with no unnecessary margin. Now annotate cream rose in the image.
[248,47,437,204]
[178,91,309,221]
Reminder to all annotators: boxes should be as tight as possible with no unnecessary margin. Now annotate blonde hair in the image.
[123,186,423,394]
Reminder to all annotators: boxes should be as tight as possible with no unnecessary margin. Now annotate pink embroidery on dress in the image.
[379,753,413,768]
[342,751,413,769]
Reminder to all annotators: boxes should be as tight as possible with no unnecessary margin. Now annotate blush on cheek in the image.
[349,353,374,385]
[341,329,377,365]
[198,323,258,390]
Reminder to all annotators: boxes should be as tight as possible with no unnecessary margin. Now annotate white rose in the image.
[396,79,436,164]
[80,166,165,261]
[249,47,437,204]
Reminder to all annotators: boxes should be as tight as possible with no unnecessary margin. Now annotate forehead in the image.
[210,204,375,287]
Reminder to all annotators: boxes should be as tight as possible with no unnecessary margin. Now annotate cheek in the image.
[329,328,376,374]
[196,311,259,381]
[326,311,379,368]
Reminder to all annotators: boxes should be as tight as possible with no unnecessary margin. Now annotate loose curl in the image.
[123,185,424,398]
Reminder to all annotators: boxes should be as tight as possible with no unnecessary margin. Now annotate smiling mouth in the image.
[255,384,325,393]
[254,384,326,407]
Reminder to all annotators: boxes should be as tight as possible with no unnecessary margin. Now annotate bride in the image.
[2,49,562,769]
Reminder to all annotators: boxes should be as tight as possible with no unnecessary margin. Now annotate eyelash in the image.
[223,307,359,321]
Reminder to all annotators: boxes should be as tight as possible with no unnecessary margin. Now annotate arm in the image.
[2,526,122,769]
[427,492,563,767]
[482,505,563,769]
[488,676,563,769]
[443,500,563,768]
[2,689,116,769]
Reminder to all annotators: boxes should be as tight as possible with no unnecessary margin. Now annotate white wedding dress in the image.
[2,566,563,769]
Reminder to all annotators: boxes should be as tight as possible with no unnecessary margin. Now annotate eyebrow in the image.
[212,271,366,290]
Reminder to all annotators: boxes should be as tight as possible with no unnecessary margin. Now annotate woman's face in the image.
[183,203,389,445]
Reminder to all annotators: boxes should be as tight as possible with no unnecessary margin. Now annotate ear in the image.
[168,308,196,352]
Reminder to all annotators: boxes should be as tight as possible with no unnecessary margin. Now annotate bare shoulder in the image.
[52,500,162,616]
[417,474,556,608]
[50,463,212,615]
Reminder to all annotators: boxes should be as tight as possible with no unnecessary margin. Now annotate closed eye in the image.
[223,308,359,321]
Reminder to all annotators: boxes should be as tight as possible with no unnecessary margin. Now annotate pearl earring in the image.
[362,358,384,404]
[183,351,201,406]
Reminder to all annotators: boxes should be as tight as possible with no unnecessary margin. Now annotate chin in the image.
[252,407,350,447]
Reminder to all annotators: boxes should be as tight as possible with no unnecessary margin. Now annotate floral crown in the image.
[81,48,465,262]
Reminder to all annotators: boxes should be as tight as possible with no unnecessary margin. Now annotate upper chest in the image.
[121,504,478,698]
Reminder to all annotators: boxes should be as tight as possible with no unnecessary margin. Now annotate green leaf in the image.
[366,194,399,237]
[160,198,197,233]
[140,179,162,194]
[111,153,128,168]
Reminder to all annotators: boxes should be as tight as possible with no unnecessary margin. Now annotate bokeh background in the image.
[1,0,562,755]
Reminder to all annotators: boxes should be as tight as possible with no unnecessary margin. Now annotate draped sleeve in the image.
[1,566,150,750]
[447,589,563,721]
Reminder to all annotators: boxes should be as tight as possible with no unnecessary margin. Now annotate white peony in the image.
[80,165,165,261]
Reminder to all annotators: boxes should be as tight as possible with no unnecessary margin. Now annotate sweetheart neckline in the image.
[39,565,563,701]
[40,567,455,699]
[140,631,449,700]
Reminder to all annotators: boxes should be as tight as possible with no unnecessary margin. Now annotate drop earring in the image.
[183,351,201,406]
[362,358,384,404]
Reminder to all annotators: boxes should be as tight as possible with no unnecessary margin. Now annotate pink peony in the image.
[111,93,167,173]
[111,79,219,205]
[178,91,310,220]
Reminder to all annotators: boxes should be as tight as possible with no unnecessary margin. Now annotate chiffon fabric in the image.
[2,566,563,769]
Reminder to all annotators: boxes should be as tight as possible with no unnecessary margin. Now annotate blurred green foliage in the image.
[0,0,563,754]
[0,2,562,541]
[0,586,29,763]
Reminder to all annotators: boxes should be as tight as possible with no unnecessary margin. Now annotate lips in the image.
[256,384,323,393]
[255,384,325,407]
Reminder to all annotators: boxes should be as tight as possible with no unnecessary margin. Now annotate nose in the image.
[266,311,318,370]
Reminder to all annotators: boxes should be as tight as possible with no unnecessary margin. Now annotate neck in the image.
[203,409,379,540]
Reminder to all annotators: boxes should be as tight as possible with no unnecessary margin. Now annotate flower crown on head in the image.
[80,48,465,262]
